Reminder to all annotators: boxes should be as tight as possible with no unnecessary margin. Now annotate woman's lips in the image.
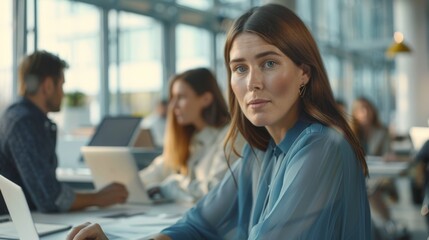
[248,99,270,109]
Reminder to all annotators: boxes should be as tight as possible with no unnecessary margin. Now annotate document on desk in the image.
[99,214,182,240]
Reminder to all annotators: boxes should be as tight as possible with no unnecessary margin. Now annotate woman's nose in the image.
[247,69,263,91]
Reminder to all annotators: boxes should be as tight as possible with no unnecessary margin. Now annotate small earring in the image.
[299,84,307,97]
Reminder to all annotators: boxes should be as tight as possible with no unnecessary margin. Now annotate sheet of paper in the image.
[98,213,182,240]
[0,221,20,239]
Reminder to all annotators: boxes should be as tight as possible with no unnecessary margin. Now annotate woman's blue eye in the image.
[265,61,276,68]
[236,66,246,73]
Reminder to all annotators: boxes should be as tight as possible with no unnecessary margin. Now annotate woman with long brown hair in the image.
[68,4,370,240]
[139,67,234,202]
[351,97,403,237]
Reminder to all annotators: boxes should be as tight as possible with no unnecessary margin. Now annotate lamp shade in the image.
[386,32,412,58]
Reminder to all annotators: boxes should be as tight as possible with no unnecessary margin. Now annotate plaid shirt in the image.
[0,98,75,214]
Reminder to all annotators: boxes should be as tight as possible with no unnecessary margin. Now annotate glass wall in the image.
[4,0,397,128]
[177,0,213,10]
[0,0,13,114]
[176,24,212,73]
[340,0,394,123]
[296,0,394,123]
[37,0,100,134]
[108,11,163,117]
[215,33,228,93]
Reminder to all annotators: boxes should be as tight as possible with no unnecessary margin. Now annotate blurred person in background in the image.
[139,67,241,203]
[0,50,128,214]
[351,96,408,239]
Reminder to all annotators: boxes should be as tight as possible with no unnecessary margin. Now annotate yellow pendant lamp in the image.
[386,31,412,58]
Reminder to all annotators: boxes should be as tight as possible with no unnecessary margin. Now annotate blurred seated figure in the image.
[141,99,168,148]
[139,68,241,203]
[351,97,408,239]
[0,50,128,214]
[415,140,429,229]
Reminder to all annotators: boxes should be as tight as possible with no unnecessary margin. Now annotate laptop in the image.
[87,116,142,147]
[78,116,142,162]
[0,175,71,240]
[81,146,153,205]
[409,126,429,151]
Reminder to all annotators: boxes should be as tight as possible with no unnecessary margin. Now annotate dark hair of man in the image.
[223,4,368,175]
[18,50,69,96]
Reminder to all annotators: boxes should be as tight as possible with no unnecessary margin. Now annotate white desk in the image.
[31,203,190,240]
[366,156,411,178]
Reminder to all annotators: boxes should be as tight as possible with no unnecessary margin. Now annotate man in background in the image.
[0,50,128,214]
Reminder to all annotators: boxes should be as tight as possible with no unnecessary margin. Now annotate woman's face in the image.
[353,101,373,126]
[229,33,309,140]
[170,79,209,129]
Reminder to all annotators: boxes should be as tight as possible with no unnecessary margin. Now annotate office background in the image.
[0,0,428,137]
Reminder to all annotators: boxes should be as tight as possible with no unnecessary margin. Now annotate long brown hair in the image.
[163,68,230,174]
[223,4,368,175]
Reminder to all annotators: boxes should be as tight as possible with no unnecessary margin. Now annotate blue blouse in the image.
[161,119,371,239]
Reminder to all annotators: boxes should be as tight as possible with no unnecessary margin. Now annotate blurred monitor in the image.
[87,116,142,147]
[78,116,141,162]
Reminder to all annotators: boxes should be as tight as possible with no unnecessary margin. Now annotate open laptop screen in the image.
[0,175,71,239]
[87,116,142,147]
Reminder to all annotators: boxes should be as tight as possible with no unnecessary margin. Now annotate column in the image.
[393,0,429,135]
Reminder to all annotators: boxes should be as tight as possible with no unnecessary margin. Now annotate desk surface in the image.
[32,203,189,240]
[366,156,412,178]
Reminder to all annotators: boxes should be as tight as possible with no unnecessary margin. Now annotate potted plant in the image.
[65,91,86,108]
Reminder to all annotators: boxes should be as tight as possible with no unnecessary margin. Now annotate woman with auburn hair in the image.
[351,97,390,156]
[351,97,404,238]
[68,4,370,240]
[138,67,235,203]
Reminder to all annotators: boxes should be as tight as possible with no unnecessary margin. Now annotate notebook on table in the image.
[0,175,71,240]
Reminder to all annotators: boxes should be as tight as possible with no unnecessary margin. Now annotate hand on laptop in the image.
[95,182,129,207]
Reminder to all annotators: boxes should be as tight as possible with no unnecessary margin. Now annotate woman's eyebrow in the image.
[255,51,282,59]
[230,51,282,64]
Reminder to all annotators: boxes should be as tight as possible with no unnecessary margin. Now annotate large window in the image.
[37,0,100,134]
[108,11,163,117]
[0,0,13,114]
[176,24,212,73]
[177,0,212,10]
[215,33,228,93]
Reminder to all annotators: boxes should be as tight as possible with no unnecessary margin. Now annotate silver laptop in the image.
[81,146,153,204]
[0,175,71,240]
